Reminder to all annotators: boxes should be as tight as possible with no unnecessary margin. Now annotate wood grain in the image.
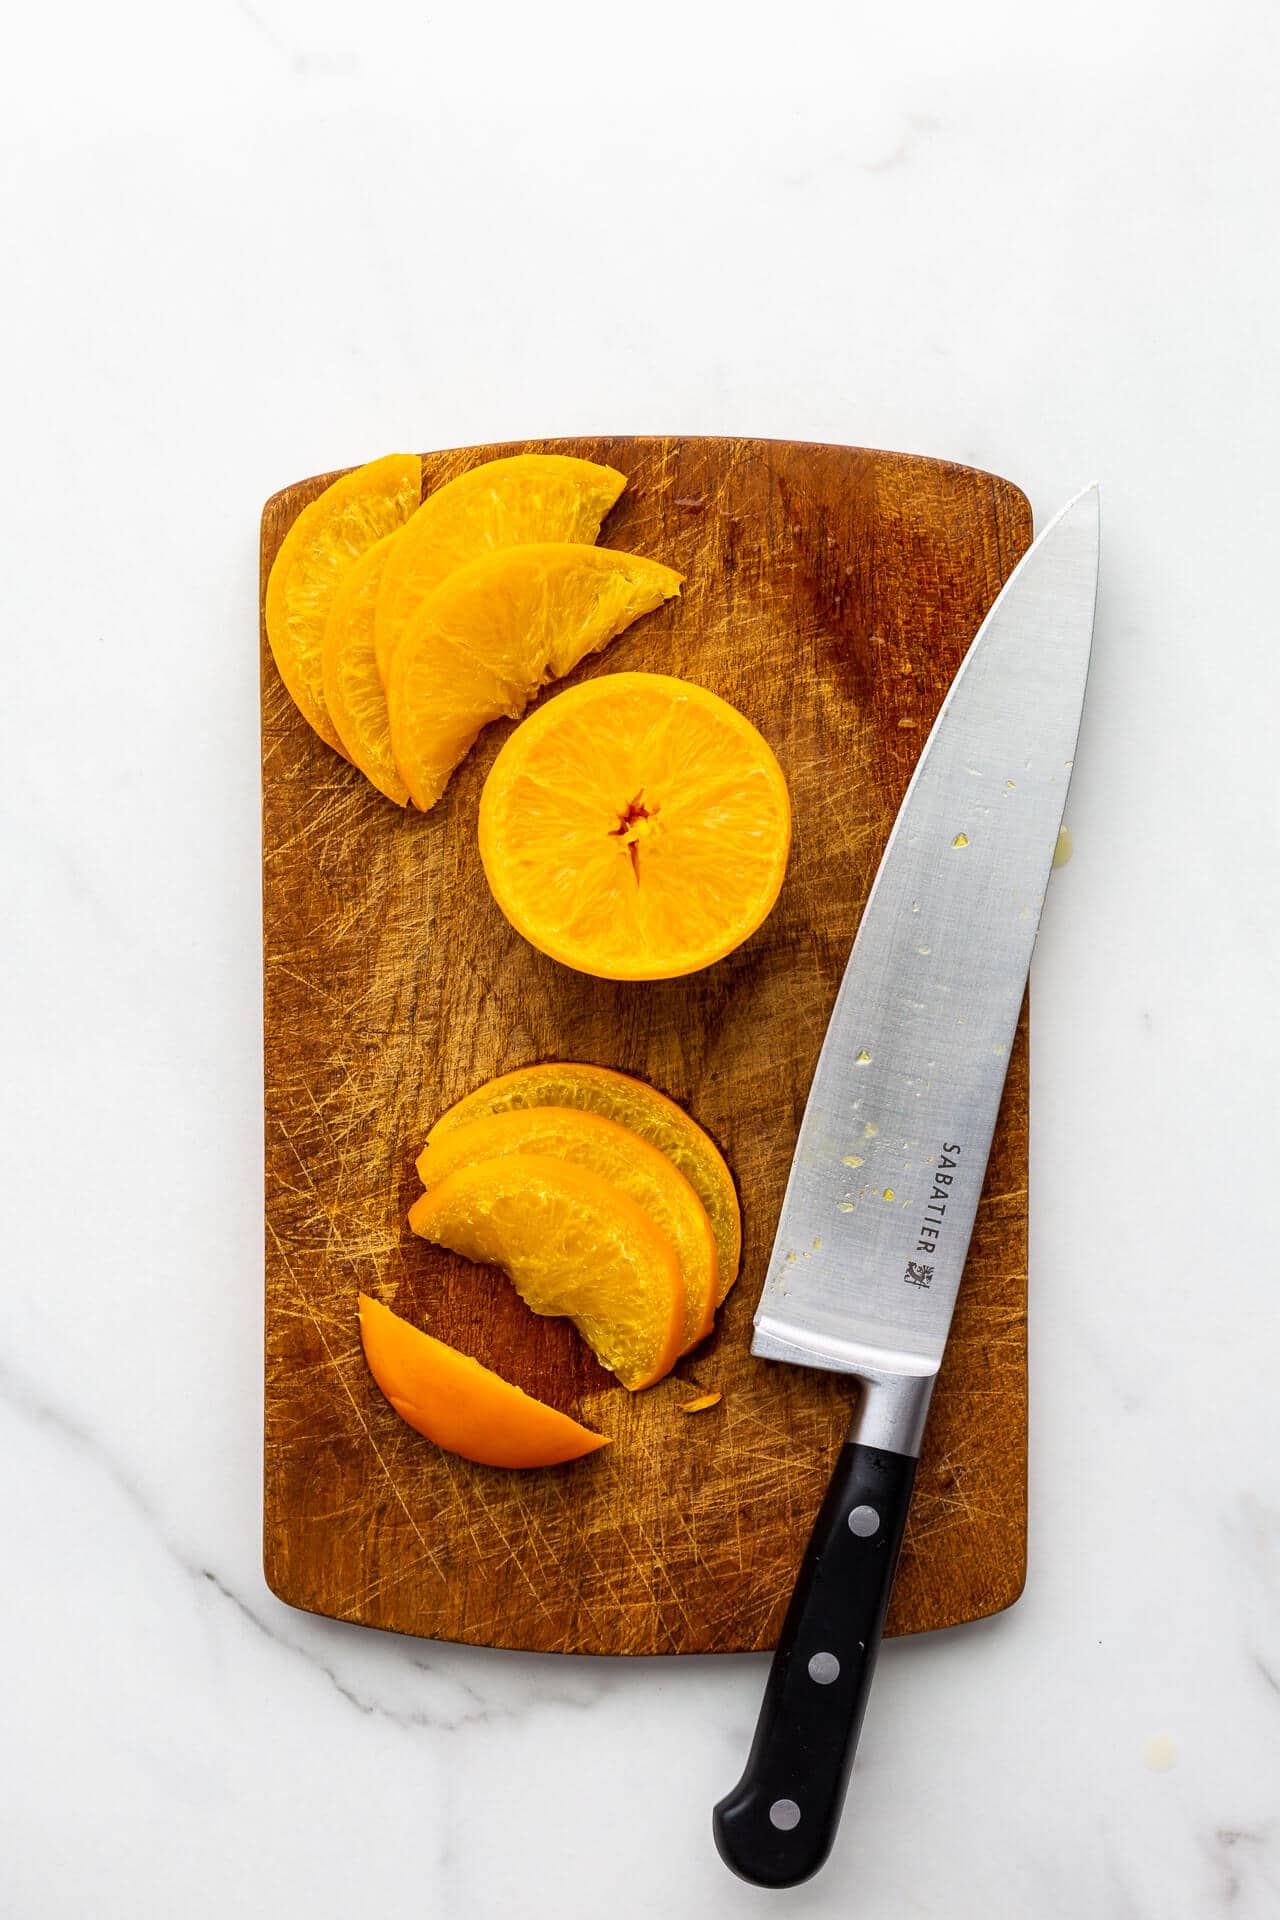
[261,437,1032,1655]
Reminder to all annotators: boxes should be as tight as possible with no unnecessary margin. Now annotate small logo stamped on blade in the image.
[903,1141,962,1282]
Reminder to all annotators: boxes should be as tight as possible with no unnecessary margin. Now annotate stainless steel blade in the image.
[753,486,1099,1383]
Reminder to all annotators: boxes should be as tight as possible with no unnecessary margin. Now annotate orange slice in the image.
[321,533,409,805]
[478,671,791,980]
[358,1294,608,1467]
[416,1107,717,1353]
[374,453,626,685]
[265,453,420,753]
[387,546,683,811]
[424,1064,741,1303]
[408,1155,684,1390]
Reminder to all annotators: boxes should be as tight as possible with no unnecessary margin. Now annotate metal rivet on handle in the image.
[769,1799,802,1832]
[848,1504,880,1537]
[808,1651,840,1685]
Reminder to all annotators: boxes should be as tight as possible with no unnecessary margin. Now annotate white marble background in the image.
[3,2,1278,1915]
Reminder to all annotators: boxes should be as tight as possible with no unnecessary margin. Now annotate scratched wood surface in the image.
[261,437,1033,1654]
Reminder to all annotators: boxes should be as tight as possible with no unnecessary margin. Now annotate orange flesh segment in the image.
[265,452,421,754]
[426,1063,741,1304]
[321,533,409,805]
[680,1392,722,1413]
[386,546,682,811]
[477,671,791,979]
[408,1154,684,1391]
[374,453,626,685]
[417,1107,717,1352]
[357,1294,607,1467]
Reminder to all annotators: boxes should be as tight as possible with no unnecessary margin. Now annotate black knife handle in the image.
[713,1440,917,1888]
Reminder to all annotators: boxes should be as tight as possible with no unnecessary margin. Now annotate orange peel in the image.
[358,1294,607,1467]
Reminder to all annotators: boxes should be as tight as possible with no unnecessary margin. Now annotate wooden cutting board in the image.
[261,437,1032,1655]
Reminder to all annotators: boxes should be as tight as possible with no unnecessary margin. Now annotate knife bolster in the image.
[847,1368,935,1458]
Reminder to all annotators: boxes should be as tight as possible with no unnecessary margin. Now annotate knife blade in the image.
[713,485,1100,1888]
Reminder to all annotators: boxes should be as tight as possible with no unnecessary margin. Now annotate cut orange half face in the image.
[358,1294,608,1467]
[408,1155,684,1390]
[386,546,682,811]
[265,452,421,754]
[373,453,626,686]
[424,1063,742,1303]
[417,1106,717,1353]
[478,671,791,980]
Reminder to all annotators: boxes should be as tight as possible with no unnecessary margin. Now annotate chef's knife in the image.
[713,486,1100,1888]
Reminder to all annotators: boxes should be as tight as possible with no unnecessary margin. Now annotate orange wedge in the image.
[408,1155,684,1390]
[385,545,682,812]
[265,453,420,754]
[417,1107,717,1353]
[358,1294,608,1467]
[478,671,791,980]
[374,453,626,685]
[425,1063,741,1303]
[321,533,409,805]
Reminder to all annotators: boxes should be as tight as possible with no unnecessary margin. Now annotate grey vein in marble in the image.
[0,1350,618,1741]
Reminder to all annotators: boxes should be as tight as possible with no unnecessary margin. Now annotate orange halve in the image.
[358,1294,608,1467]
[478,672,791,980]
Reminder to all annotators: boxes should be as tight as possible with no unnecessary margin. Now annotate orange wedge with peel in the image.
[386,545,683,812]
[417,1107,717,1353]
[321,533,409,805]
[265,453,420,754]
[425,1063,741,1303]
[478,672,791,980]
[408,1155,684,1391]
[374,453,626,685]
[358,1294,608,1467]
